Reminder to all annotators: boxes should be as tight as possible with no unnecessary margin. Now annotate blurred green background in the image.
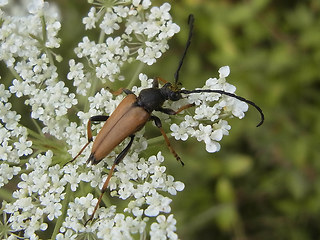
[168,1,320,240]
[3,0,320,239]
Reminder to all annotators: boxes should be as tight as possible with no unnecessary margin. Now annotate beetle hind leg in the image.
[85,135,135,225]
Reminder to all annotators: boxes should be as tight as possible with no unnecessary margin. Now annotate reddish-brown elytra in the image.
[67,14,264,225]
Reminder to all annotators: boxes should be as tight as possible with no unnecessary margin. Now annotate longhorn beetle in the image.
[68,14,264,224]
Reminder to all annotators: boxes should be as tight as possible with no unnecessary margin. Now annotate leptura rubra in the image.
[67,14,264,224]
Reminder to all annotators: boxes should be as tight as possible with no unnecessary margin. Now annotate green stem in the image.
[84,75,99,113]
[40,15,47,43]
[98,30,105,44]
[51,184,72,239]
[127,62,145,89]
[25,126,40,138]
[9,67,23,81]
[27,127,67,158]
[147,135,164,145]
[45,49,55,66]
[40,15,55,66]
[30,119,43,137]
[0,188,14,202]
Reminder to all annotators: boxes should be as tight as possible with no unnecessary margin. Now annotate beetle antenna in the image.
[180,89,264,127]
[174,14,194,87]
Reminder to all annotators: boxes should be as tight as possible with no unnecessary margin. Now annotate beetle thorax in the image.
[137,88,166,113]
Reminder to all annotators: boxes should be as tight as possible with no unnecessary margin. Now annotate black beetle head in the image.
[161,83,182,101]
[168,90,182,101]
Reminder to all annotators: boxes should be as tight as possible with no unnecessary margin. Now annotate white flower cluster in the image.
[0,1,184,239]
[170,66,249,153]
[0,84,23,188]
[4,151,63,239]
[55,152,183,239]
[68,0,180,95]
[150,214,178,240]
[0,0,77,139]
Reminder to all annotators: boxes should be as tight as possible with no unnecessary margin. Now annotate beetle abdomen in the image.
[89,94,150,164]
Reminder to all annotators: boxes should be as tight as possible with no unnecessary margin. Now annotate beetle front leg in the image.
[153,77,168,87]
[85,135,135,225]
[150,115,184,166]
[108,87,134,96]
[65,115,109,166]
[158,103,195,115]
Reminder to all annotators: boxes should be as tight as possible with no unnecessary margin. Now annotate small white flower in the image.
[219,65,230,78]
[14,136,33,156]
[170,123,189,141]
[137,43,163,65]
[145,192,172,216]
[0,163,21,188]
[205,139,221,153]
[82,7,97,29]
[0,0,8,7]
[114,6,129,18]
[150,214,178,240]
[150,3,172,21]
[27,0,44,14]
[165,175,185,195]
[100,12,120,35]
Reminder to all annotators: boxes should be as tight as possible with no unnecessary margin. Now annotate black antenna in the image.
[180,89,265,127]
[174,14,194,86]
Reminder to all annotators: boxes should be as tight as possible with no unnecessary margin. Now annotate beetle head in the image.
[168,90,182,101]
[161,83,182,101]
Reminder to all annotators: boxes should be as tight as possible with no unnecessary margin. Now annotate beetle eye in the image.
[170,92,181,101]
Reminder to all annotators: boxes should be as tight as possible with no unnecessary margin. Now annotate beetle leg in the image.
[108,87,134,96]
[158,103,195,115]
[154,77,168,85]
[150,116,184,166]
[64,115,109,166]
[85,135,135,225]
[89,115,110,141]
[173,104,195,114]
[152,78,159,88]
[157,107,176,115]
[153,77,168,88]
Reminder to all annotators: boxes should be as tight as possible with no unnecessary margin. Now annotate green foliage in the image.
[167,0,320,239]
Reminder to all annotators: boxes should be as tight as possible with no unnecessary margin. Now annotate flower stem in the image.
[31,118,44,136]
[147,135,167,145]
[98,30,105,44]
[127,61,145,89]
[84,74,99,112]
[0,188,14,202]
[9,67,23,81]
[40,15,55,66]
[51,184,72,239]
